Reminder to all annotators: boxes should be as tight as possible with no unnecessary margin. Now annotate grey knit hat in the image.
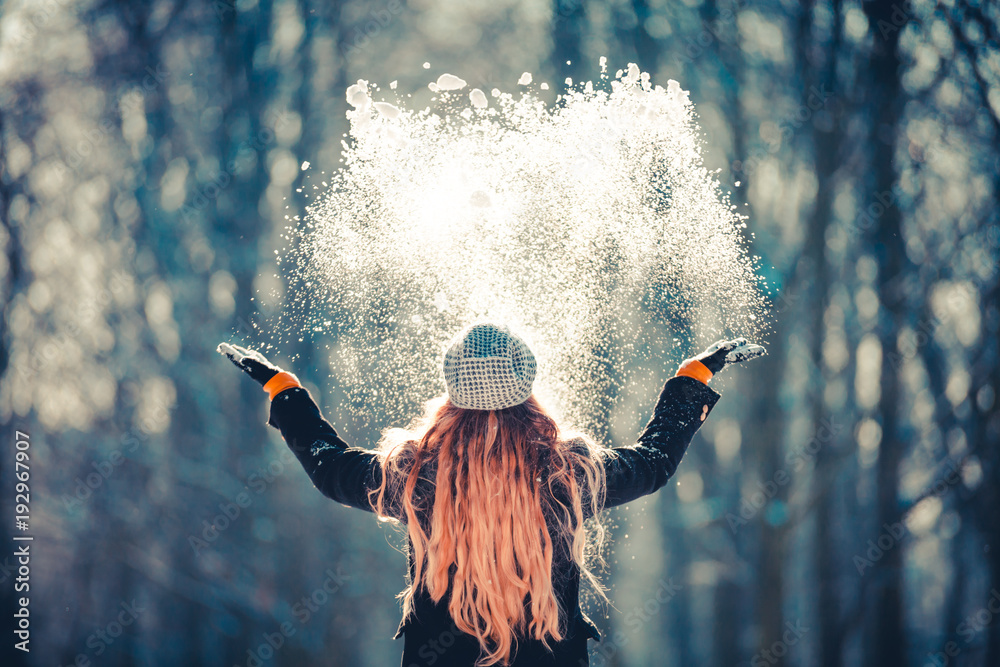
[443,322,537,410]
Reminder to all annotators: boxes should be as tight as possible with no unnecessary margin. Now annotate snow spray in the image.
[267,62,771,433]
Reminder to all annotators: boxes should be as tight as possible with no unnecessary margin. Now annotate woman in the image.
[218,323,764,666]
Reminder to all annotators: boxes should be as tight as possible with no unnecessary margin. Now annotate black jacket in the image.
[268,375,720,666]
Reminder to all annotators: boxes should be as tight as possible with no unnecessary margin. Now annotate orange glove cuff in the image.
[263,371,301,400]
[675,359,713,385]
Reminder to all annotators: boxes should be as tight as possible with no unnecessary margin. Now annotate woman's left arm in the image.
[218,343,384,514]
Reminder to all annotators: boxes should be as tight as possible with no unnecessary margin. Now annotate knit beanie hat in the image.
[443,322,537,410]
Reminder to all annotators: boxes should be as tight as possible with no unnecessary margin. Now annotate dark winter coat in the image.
[268,375,720,666]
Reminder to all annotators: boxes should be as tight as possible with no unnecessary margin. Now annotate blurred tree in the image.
[800,1,845,666]
[1,0,999,665]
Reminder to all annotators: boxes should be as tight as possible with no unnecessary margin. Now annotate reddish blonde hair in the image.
[370,394,608,666]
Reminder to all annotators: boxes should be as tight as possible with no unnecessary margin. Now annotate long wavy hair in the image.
[370,393,608,666]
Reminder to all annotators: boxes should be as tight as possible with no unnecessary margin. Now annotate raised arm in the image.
[267,386,384,513]
[598,375,719,512]
[217,343,385,514]
[595,338,766,514]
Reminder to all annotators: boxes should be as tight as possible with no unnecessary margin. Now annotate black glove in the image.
[217,342,283,386]
[692,338,767,374]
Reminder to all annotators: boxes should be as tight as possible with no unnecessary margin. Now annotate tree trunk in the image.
[861,2,907,665]
[803,0,845,665]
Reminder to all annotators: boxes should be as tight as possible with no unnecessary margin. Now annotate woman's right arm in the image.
[598,374,720,511]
